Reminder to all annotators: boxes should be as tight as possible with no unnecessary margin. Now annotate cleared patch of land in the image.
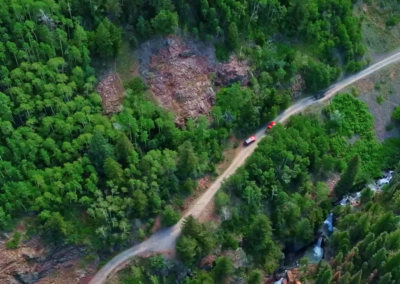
[96,74,125,114]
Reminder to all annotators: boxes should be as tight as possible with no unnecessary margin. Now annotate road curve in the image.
[89,51,400,284]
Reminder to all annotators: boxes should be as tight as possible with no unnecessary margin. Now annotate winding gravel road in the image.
[89,51,400,284]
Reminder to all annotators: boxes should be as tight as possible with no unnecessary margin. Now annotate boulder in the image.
[180,51,195,58]
[199,254,216,271]
[215,56,249,86]
[15,272,39,284]
[286,270,294,284]
[23,253,39,261]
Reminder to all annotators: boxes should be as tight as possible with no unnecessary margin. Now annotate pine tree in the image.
[176,235,198,264]
[315,269,332,284]
[162,205,180,226]
[338,272,351,284]
[151,10,178,35]
[94,20,113,58]
[89,131,115,171]
[213,256,234,282]
[94,19,121,58]
[177,141,199,178]
[349,270,361,284]
[334,156,360,198]
[104,157,124,184]
[228,22,239,49]
[115,134,134,162]
[379,272,392,284]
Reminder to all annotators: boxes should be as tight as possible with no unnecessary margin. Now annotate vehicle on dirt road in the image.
[267,121,276,129]
[89,51,400,284]
[315,92,325,100]
[243,136,256,146]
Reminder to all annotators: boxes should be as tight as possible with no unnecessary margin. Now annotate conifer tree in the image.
[335,156,360,198]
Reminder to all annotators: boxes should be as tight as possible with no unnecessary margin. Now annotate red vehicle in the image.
[267,121,276,129]
[244,136,256,146]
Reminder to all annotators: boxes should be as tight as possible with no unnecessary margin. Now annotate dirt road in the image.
[89,51,400,284]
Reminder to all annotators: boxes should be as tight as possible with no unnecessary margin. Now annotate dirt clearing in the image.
[137,35,249,124]
[96,74,125,114]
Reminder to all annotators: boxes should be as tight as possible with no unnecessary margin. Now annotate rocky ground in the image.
[137,35,249,125]
[0,225,98,284]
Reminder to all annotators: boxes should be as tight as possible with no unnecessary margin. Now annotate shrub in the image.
[182,178,197,194]
[215,191,230,211]
[162,205,181,226]
[386,124,394,131]
[125,77,148,93]
[376,95,384,105]
[6,232,21,249]
[215,43,230,62]
[223,233,239,250]
[138,228,146,240]
[386,15,400,27]
[351,86,359,97]
[392,106,400,121]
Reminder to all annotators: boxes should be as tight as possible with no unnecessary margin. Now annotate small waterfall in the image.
[274,278,284,284]
[303,236,324,264]
[312,236,323,260]
[316,236,322,247]
[323,213,334,235]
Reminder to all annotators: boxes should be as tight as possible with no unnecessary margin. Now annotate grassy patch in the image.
[355,0,400,54]
[325,93,374,138]
[115,41,138,83]
[377,95,384,105]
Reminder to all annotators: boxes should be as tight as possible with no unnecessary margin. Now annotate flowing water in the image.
[303,236,324,264]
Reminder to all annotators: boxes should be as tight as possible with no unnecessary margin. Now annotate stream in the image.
[283,171,394,268]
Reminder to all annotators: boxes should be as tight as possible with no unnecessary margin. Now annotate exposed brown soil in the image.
[290,75,306,99]
[197,198,219,223]
[151,216,162,233]
[0,226,98,284]
[327,174,340,196]
[356,78,375,93]
[217,138,242,175]
[182,174,220,224]
[96,74,125,114]
[140,36,249,125]
[137,249,175,260]
[182,175,212,212]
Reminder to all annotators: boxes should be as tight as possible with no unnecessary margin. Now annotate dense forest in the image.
[118,94,400,283]
[1,0,400,283]
[0,0,231,248]
[0,0,368,246]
